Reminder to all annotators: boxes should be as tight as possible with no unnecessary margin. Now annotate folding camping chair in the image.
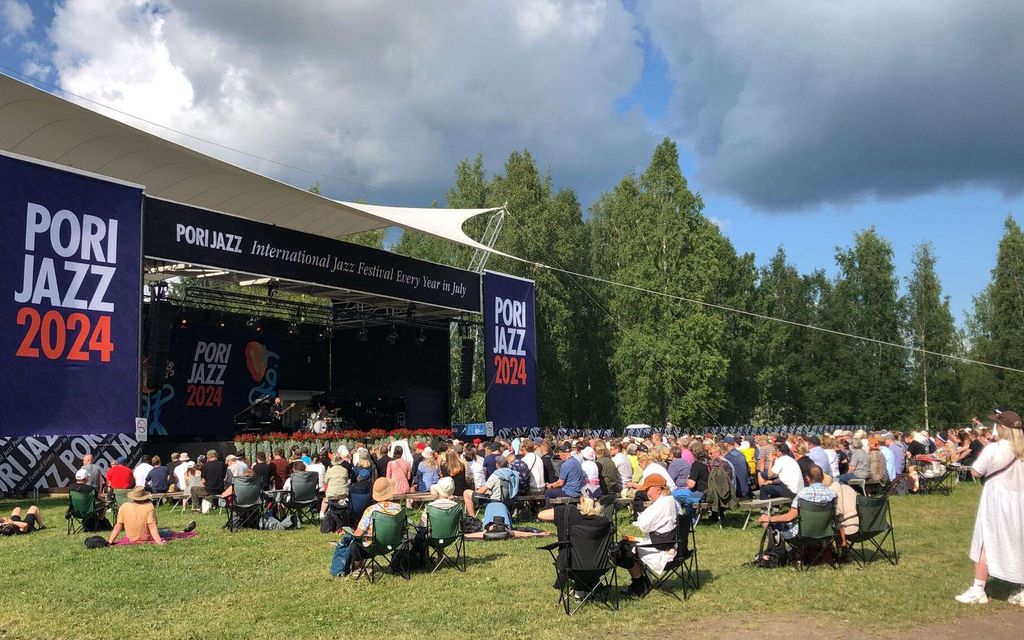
[425,504,466,573]
[66,490,108,535]
[352,510,412,583]
[916,463,952,495]
[632,513,700,601]
[226,476,265,532]
[539,513,619,615]
[784,498,838,571]
[282,471,320,525]
[846,494,898,566]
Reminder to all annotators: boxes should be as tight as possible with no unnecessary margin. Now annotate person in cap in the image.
[105,456,134,490]
[805,435,831,479]
[108,488,195,544]
[616,474,677,596]
[544,442,585,504]
[955,410,1024,605]
[77,454,104,492]
[173,452,192,492]
[483,441,502,479]
[71,468,108,523]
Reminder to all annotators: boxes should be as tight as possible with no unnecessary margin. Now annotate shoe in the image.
[1008,587,1024,605]
[183,520,196,533]
[955,586,989,604]
[572,590,586,601]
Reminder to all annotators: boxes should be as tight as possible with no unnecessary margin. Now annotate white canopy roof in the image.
[0,72,502,253]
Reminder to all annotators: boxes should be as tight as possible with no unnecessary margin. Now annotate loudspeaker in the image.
[143,301,173,389]
[458,338,474,399]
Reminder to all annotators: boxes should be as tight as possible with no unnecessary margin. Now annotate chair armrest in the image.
[537,541,567,552]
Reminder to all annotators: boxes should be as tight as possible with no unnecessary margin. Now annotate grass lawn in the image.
[0,483,1018,640]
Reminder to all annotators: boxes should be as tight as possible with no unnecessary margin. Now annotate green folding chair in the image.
[425,504,466,573]
[785,498,838,570]
[66,490,108,535]
[847,494,898,566]
[353,510,411,583]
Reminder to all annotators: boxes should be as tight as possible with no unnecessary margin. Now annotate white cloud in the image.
[1,0,33,38]
[641,0,1024,211]
[45,0,655,205]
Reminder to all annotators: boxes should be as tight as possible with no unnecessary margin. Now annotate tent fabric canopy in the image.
[0,72,500,253]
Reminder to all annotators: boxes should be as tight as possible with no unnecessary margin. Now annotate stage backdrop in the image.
[0,153,142,437]
[141,323,283,440]
[483,271,538,431]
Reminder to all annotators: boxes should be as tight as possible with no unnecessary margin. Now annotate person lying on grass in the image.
[108,488,195,545]
[0,505,45,536]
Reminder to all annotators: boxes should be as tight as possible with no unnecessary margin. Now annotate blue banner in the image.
[0,154,142,436]
[483,271,538,430]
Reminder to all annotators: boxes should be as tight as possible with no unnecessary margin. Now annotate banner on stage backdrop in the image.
[141,325,280,439]
[0,434,142,493]
[483,271,538,431]
[143,197,481,313]
[0,153,142,437]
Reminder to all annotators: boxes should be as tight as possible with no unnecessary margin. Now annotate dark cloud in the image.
[642,0,1024,211]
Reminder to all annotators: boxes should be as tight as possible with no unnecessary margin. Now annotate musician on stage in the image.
[271,396,285,429]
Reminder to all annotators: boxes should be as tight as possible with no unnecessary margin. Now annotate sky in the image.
[2,0,1023,323]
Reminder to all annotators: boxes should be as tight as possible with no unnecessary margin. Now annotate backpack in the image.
[460,515,483,534]
[321,502,353,534]
[754,526,788,568]
[84,535,109,549]
[511,459,531,491]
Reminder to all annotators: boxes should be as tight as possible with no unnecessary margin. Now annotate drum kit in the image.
[305,407,348,434]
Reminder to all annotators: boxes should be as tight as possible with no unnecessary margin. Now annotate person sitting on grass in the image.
[349,478,403,576]
[616,474,678,597]
[0,505,45,536]
[108,488,195,544]
[757,464,835,542]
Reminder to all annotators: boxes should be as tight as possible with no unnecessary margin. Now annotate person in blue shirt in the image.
[544,443,584,504]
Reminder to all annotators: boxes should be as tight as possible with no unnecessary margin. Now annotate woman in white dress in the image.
[955,410,1024,605]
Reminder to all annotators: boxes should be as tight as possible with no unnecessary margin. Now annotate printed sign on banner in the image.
[0,154,142,437]
[483,271,538,431]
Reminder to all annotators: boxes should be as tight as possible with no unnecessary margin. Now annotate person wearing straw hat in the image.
[108,488,195,544]
[347,478,403,574]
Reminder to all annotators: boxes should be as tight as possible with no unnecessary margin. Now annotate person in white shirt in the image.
[580,447,601,498]
[611,442,633,496]
[173,453,191,491]
[618,474,679,596]
[305,452,327,489]
[133,458,154,488]
[466,447,486,489]
[521,441,545,492]
[758,445,804,499]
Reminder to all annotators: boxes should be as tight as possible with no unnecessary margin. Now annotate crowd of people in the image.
[8,412,1018,605]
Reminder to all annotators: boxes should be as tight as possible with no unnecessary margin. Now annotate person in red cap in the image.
[955,410,1024,605]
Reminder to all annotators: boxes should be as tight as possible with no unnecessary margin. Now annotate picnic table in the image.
[736,497,792,530]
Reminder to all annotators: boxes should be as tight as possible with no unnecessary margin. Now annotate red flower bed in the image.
[234,427,452,443]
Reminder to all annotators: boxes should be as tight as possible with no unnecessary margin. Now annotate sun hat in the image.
[127,487,152,502]
[636,474,667,492]
[75,469,89,481]
[422,447,434,457]
[179,452,190,461]
[372,477,396,502]
[206,449,217,458]
[337,445,350,457]
[581,446,595,461]
[435,476,455,498]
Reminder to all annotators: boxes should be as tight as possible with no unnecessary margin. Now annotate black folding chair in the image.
[283,471,320,525]
[539,514,619,615]
[784,498,838,570]
[916,463,952,495]
[846,494,898,566]
[633,513,699,600]
[226,476,265,532]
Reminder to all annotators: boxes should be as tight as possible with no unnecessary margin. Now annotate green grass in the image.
[0,483,1015,640]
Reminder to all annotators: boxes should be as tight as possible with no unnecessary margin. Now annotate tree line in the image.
[391,139,1023,430]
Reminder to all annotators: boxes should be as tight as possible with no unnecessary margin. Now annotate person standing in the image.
[955,410,1024,605]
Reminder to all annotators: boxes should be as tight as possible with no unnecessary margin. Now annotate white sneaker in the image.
[1008,587,1024,605]
[955,585,989,604]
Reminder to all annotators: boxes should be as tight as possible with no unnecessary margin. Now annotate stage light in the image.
[357,327,368,342]
[246,317,256,327]
[415,329,426,346]
[180,318,188,327]
[385,326,399,345]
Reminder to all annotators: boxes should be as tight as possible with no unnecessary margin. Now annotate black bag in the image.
[84,535,108,549]
[754,526,788,568]
[321,503,353,534]
[391,529,426,572]
[460,515,483,534]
